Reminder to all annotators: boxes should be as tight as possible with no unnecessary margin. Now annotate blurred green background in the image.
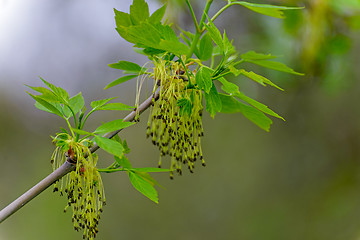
[1,0,360,239]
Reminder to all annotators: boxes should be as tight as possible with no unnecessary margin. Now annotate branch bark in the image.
[0,87,160,223]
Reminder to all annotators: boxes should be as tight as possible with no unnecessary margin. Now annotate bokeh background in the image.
[1,0,360,239]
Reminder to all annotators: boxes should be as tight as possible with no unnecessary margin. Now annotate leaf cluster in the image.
[108,0,304,131]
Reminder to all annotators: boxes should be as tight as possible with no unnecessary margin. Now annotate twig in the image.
[0,87,160,223]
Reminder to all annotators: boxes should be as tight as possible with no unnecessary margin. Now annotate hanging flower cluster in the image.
[51,136,106,240]
[146,59,206,178]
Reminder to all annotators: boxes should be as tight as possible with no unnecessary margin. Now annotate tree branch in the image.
[0,87,160,223]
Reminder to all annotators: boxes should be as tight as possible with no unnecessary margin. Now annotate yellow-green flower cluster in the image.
[51,137,105,240]
[147,59,205,178]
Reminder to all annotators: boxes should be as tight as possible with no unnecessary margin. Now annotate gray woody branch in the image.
[0,87,160,223]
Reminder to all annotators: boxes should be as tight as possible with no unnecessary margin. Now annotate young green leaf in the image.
[113,135,131,154]
[177,98,192,116]
[63,92,85,118]
[240,51,277,61]
[133,171,163,188]
[116,22,189,56]
[104,75,138,89]
[28,93,64,118]
[122,139,131,154]
[204,83,222,118]
[239,70,284,91]
[93,119,135,134]
[34,101,60,115]
[218,77,284,120]
[204,15,224,52]
[114,155,132,169]
[128,171,159,203]
[114,9,132,27]
[232,2,304,19]
[108,61,143,73]
[130,0,149,25]
[69,92,85,115]
[235,92,284,120]
[71,128,93,136]
[198,33,213,61]
[90,97,118,109]
[149,3,167,23]
[195,66,213,94]
[218,77,239,95]
[219,94,272,131]
[245,59,304,75]
[94,135,124,157]
[40,77,69,103]
[97,102,134,111]
[222,30,236,57]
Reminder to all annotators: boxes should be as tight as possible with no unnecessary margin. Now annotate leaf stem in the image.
[185,0,200,33]
[186,0,213,59]
[210,2,234,23]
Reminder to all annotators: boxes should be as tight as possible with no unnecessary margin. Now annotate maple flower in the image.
[51,136,105,240]
[147,59,206,178]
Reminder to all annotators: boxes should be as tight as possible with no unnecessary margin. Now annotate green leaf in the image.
[223,30,236,56]
[40,77,69,103]
[28,93,63,118]
[149,3,167,23]
[94,119,135,134]
[69,92,85,115]
[219,94,272,131]
[204,15,224,52]
[97,102,134,111]
[122,139,131,154]
[128,171,159,203]
[130,0,149,25]
[239,70,284,91]
[198,33,213,61]
[113,135,131,154]
[158,39,190,56]
[232,1,304,19]
[177,98,192,116]
[63,92,85,118]
[114,155,132,169]
[204,83,222,118]
[91,97,118,109]
[133,171,163,188]
[114,9,132,27]
[235,92,284,120]
[240,51,277,61]
[108,61,143,73]
[116,21,189,56]
[218,77,283,120]
[71,128,93,136]
[218,77,240,95]
[104,75,138,89]
[245,59,304,75]
[94,135,124,157]
[196,66,213,94]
